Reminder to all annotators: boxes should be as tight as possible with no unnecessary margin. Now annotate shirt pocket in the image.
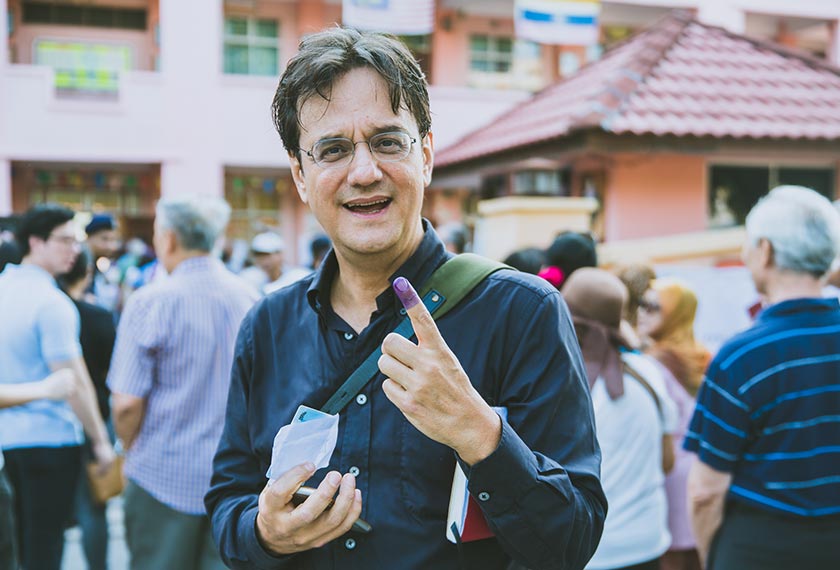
[399,419,456,524]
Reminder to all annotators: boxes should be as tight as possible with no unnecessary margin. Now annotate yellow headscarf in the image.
[647,278,711,395]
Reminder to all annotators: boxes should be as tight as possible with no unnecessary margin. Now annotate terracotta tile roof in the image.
[436,11,840,168]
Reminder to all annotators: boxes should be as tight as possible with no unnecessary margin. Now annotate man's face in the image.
[253,251,283,274]
[742,238,768,295]
[289,67,433,261]
[87,229,119,258]
[152,220,176,274]
[32,220,80,276]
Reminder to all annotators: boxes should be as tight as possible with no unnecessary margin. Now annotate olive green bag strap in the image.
[320,253,510,415]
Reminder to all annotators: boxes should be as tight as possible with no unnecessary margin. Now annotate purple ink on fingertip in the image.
[393,277,420,310]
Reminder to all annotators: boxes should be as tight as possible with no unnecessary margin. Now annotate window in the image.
[22,3,147,30]
[469,35,543,90]
[513,170,569,196]
[708,165,835,227]
[35,40,132,97]
[223,17,279,76]
[398,34,432,79]
[470,35,513,73]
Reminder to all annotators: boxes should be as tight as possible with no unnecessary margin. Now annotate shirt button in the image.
[345,538,356,550]
[349,466,360,477]
[355,394,367,406]
[478,491,490,502]
[344,332,355,341]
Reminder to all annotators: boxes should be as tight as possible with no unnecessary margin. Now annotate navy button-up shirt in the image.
[206,224,606,569]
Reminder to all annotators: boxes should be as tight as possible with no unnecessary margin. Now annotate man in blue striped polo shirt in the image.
[685,185,840,570]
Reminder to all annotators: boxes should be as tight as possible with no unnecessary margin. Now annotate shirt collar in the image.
[306,219,451,317]
[170,255,222,276]
[13,262,60,287]
[757,296,840,322]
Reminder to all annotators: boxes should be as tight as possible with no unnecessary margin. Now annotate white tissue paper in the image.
[266,405,339,482]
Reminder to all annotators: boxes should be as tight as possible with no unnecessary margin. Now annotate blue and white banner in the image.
[342,0,435,36]
[515,0,601,46]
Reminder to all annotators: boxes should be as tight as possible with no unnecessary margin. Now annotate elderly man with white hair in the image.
[685,185,840,570]
[108,195,258,570]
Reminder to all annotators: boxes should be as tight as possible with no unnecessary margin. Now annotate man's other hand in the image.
[381,277,502,465]
[256,463,362,555]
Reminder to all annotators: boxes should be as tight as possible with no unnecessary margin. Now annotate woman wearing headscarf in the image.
[637,279,711,570]
[563,269,677,570]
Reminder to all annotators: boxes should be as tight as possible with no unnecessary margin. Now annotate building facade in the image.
[2,0,840,258]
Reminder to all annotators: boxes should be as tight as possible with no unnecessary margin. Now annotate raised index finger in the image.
[393,277,443,348]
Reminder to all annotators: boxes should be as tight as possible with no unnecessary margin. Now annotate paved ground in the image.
[62,497,129,570]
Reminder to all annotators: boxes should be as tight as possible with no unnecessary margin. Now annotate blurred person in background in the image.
[239,231,284,293]
[563,268,677,570]
[823,200,840,297]
[0,238,21,273]
[241,231,311,295]
[85,214,121,312]
[539,231,598,289]
[637,279,709,570]
[59,246,117,570]
[686,186,840,569]
[437,222,468,254]
[108,195,258,570]
[0,369,76,570]
[0,204,115,570]
[615,263,657,348]
[502,246,545,275]
[309,233,331,271]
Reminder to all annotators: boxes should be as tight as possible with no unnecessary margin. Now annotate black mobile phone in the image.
[292,486,372,534]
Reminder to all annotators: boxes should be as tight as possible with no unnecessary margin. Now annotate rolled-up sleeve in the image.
[464,290,607,570]
[205,312,298,570]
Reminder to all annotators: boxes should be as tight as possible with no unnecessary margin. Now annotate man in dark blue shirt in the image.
[685,185,840,569]
[205,28,606,570]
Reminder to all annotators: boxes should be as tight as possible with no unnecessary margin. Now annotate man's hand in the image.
[256,463,363,555]
[380,277,501,465]
[91,440,117,476]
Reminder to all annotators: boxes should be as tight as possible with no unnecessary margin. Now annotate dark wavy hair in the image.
[15,204,75,257]
[271,27,431,158]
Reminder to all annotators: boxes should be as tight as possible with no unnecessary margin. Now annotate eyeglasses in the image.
[47,234,79,247]
[638,299,661,313]
[302,132,417,169]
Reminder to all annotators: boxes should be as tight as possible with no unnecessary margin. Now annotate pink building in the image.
[2,0,839,258]
[434,11,840,264]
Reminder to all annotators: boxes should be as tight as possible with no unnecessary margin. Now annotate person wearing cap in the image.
[84,213,121,312]
[242,232,311,295]
[563,268,677,570]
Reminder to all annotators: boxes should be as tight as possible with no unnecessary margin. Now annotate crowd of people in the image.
[1,26,840,570]
[0,203,329,570]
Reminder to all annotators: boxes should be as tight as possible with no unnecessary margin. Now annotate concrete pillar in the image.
[0,160,11,215]
[159,0,224,197]
[697,3,746,34]
[0,0,9,214]
[829,20,840,66]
